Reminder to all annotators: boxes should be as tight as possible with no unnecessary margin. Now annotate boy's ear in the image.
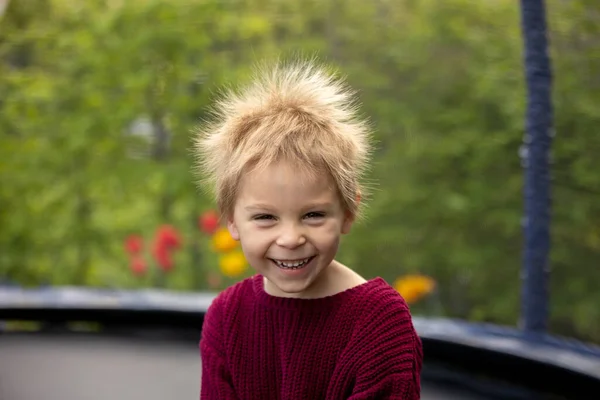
[341,190,361,234]
[227,217,240,240]
[341,213,354,234]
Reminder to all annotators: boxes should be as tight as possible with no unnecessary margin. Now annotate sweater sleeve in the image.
[347,295,423,400]
[199,293,239,400]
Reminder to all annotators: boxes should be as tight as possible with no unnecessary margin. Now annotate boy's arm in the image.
[199,295,239,400]
[347,298,423,400]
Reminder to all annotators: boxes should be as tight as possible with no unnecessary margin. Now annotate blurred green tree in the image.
[1,0,599,342]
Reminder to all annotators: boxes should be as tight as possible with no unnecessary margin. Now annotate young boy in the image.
[194,59,423,399]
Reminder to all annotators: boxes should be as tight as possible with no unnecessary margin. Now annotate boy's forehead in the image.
[236,163,340,205]
[242,159,333,186]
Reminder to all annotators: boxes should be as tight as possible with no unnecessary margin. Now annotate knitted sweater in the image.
[200,274,423,399]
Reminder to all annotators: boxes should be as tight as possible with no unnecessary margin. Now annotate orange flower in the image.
[211,227,239,253]
[393,275,436,304]
[219,250,248,278]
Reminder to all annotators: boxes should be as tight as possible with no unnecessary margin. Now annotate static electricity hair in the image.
[193,58,373,219]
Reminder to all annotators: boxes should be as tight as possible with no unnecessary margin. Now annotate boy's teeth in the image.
[275,257,311,269]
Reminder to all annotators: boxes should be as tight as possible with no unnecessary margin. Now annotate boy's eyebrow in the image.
[244,202,334,212]
[303,202,334,210]
[244,204,274,212]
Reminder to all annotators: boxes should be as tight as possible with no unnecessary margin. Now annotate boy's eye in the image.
[254,214,275,220]
[305,212,325,219]
[253,212,325,221]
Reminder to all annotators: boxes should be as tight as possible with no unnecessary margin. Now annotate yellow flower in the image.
[393,275,436,304]
[219,250,248,278]
[211,227,239,253]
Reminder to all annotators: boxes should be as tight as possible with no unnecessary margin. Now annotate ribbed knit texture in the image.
[200,275,423,399]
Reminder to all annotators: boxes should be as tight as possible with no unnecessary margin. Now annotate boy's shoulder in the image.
[206,275,257,315]
[351,277,414,321]
[346,278,421,353]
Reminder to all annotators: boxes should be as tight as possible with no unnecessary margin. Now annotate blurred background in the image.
[1,0,598,345]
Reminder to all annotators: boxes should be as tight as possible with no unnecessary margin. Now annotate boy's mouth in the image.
[270,256,315,270]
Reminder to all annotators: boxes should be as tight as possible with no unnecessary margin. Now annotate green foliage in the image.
[1,0,599,343]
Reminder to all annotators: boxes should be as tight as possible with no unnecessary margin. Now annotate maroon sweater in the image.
[200,275,423,399]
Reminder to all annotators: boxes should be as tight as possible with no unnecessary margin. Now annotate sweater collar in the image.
[251,274,388,312]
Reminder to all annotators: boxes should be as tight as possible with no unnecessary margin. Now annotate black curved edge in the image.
[420,336,600,399]
[1,287,600,399]
[412,318,600,399]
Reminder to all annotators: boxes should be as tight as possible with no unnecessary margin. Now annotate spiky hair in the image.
[193,58,373,219]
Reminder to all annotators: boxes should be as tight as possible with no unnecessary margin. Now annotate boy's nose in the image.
[275,224,306,248]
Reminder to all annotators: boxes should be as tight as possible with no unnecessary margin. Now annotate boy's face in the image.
[227,160,354,298]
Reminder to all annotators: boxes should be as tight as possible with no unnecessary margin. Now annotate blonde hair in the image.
[193,58,373,220]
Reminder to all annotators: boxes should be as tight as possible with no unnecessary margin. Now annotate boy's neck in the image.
[263,260,367,299]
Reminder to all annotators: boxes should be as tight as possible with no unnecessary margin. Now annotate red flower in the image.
[153,244,174,272]
[198,210,220,235]
[124,235,144,255]
[130,255,147,276]
[151,225,182,272]
[155,225,181,249]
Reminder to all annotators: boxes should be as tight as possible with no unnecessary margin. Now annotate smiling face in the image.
[226,160,354,298]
